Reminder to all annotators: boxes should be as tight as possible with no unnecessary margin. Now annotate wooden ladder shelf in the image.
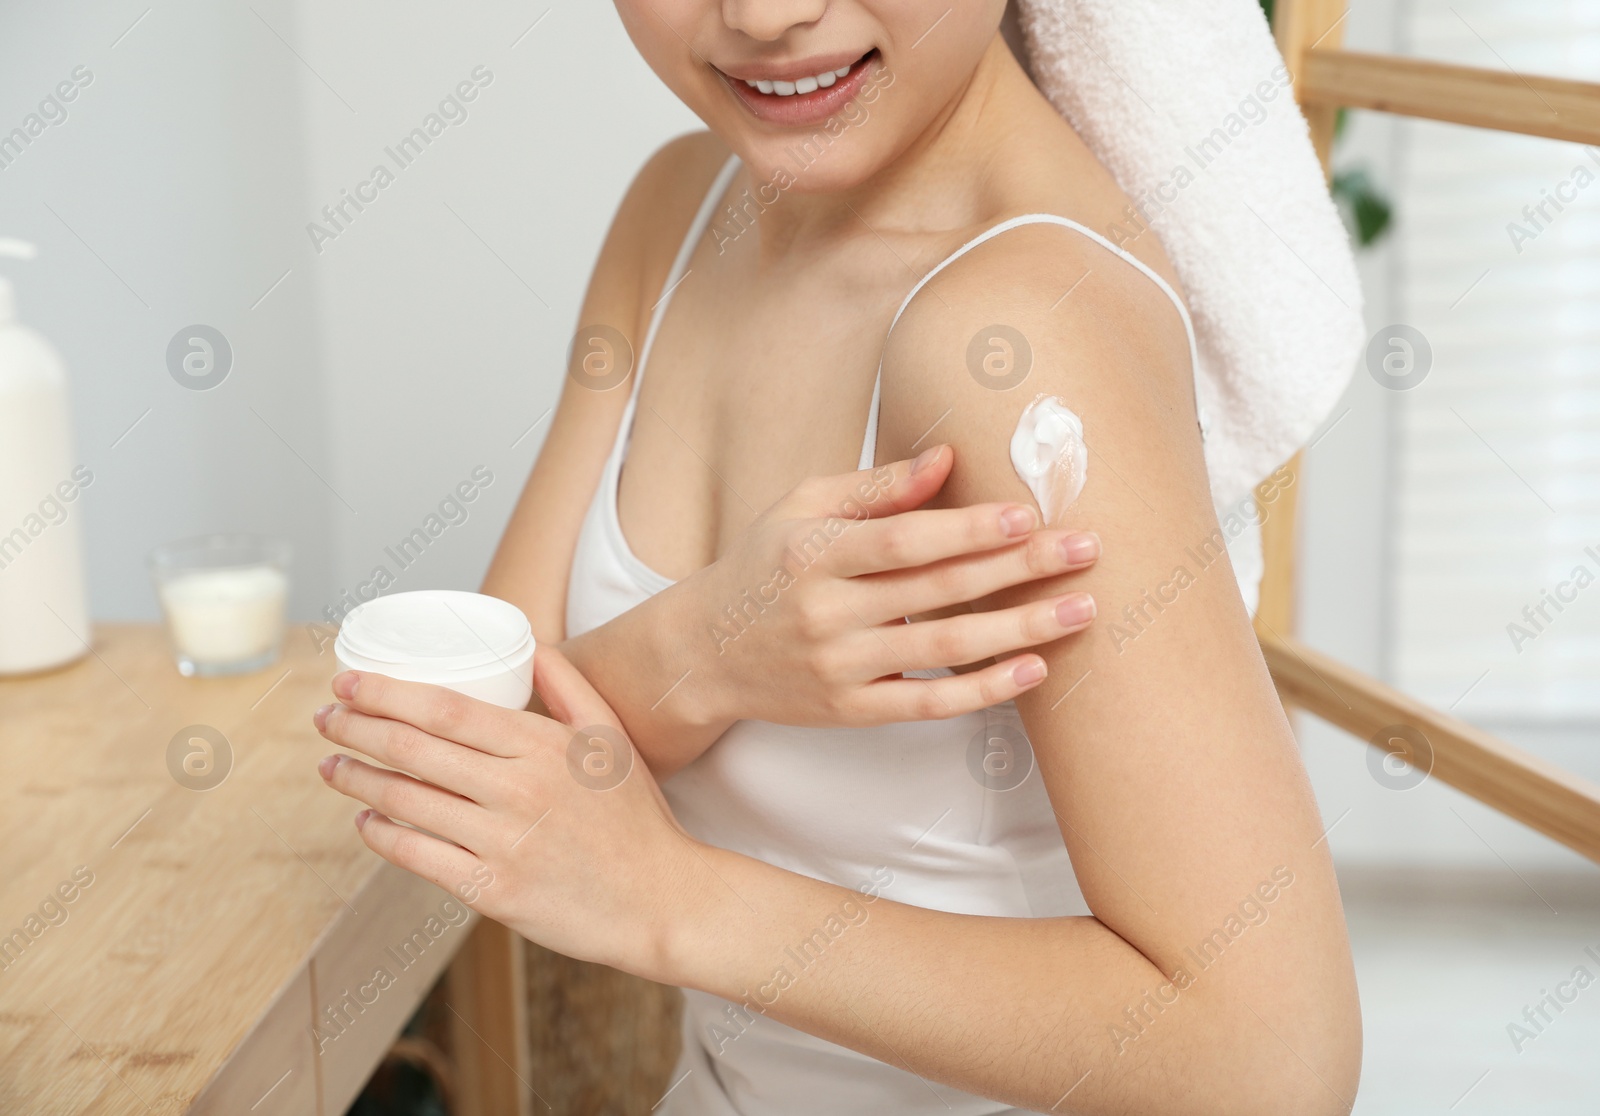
[1263,0,1600,865]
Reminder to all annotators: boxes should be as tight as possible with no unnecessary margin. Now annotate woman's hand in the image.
[560,444,1100,775]
[691,443,1100,722]
[313,649,701,978]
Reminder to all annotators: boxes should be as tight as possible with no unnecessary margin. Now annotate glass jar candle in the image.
[150,534,290,677]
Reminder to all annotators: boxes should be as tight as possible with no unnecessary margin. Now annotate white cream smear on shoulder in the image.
[1009,395,1088,524]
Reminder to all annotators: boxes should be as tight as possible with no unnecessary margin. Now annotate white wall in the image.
[0,0,338,620]
[0,0,695,623]
[287,1,698,624]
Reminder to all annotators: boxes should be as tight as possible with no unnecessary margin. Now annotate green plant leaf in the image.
[1332,168,1394,246]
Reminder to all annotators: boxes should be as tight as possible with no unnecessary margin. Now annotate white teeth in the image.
[745,58,861,96]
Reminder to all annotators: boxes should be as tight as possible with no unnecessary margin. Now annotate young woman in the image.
[314,1,1362,1111]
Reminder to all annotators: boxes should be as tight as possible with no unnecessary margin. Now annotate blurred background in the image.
[1,0,1596,1112]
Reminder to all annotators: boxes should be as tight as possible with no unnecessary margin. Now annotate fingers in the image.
[353,809,488,903]
[316,704,493,803]
[780,444,953,522]
[321,753,487,848]
[330,671,523,758]
[873,592,1096,674]
[863,530,1101,621]
[826,502,1047,577]
[848,656,1053,723]
[533,645,625,733]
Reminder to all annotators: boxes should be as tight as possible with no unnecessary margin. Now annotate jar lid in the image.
[336,591,532,673]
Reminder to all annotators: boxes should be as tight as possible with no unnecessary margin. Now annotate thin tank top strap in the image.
[856,213,1200,471]
[613,153,743,453]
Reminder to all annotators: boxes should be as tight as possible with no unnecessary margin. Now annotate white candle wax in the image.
[158,565,288,665]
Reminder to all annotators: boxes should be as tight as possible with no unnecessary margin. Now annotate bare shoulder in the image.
[540,129,730,427]
[555,130,728,415]
[876,224,1211,531]
[874,222,1319,980]
[873,215,1278,729]
[593,130,731,335]
[487,132,731,636]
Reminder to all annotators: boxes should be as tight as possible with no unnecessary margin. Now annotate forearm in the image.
[558,568,732,778]
[655,843,1356,1116]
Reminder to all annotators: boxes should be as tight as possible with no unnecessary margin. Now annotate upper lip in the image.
[716,50,869,84]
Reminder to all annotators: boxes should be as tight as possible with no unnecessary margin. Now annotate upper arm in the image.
[480,131,728,641]
[876,228,1356,1037]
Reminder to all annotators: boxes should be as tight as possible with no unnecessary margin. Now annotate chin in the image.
[733,133,890,197]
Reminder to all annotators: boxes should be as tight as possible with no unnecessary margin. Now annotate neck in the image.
[744,35,1041,262]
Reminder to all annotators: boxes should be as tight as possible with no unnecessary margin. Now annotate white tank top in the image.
[565,156,1259,1116]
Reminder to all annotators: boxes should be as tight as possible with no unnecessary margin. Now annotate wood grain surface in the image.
[0,624,472,1115]
[1302,48,1600,147]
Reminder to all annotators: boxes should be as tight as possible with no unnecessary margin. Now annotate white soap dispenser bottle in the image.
[0,237,91,674]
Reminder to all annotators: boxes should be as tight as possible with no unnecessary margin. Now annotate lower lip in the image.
[721,52,878,128]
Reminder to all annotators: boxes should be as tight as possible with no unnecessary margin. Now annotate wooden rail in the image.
[1260,632,1600,865]
[1261,3,1600,869]
[1300,48,1600,146]
[1274,0,1348,165]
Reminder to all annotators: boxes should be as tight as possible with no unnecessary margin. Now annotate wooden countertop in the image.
[0,624,473,1115]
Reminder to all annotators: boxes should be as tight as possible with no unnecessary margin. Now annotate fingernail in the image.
[1061,532,1100,564]
[910,445,943,475]
[1001,505,1036,537]
[354,809,372,831]
[1056,594,1096,627]
[318,754,341,780]
[313,703,334,731]
[1013,659,1047,687]
[332,671,359,701]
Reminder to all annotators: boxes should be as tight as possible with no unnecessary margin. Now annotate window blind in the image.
[1390,0,1600,721]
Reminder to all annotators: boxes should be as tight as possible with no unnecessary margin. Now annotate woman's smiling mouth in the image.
[716,50,880,127]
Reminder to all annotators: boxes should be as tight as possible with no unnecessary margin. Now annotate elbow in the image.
[1234,975,1362,1116]
[1268,1049,1361,1116]
[1313,1000,1363,1116]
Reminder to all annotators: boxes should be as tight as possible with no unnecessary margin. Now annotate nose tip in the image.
[720,0,828,43]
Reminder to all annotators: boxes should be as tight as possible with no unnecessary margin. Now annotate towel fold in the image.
[1016,0,1365,510]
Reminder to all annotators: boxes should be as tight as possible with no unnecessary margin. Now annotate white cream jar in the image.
[334,590,535,710]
